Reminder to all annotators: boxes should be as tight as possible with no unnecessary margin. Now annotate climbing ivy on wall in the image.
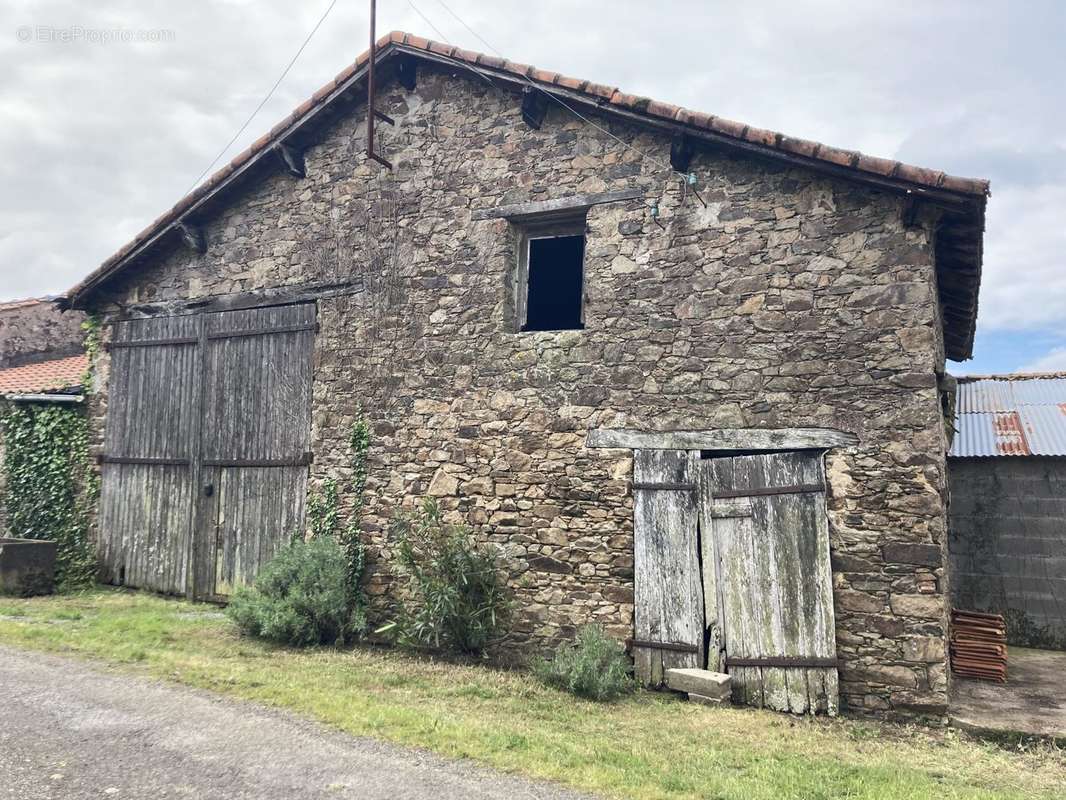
[0,402,97,589]
[80,315,102,392]
[306,415,372,627]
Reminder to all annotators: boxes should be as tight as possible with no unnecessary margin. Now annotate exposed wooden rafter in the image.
[177,222,206,255]
[397,55,417,90]
[521,86,548,130]
[900,193,921,228]
[670,133,694,173]
[275,142,306,178]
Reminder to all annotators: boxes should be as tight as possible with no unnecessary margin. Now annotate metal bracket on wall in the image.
[712,482,825,499]
[626,638,700,654]
[631,482,697,492]
[725,656,841,668]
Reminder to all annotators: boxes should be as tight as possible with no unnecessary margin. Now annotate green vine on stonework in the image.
[305,415,372,631]
[80,315,102,392]
[1,403,97,590]
[340,418,371,613]
[306,478,339,541]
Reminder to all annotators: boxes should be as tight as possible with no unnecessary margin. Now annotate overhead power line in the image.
[406,0,495,86]
[432,0,684,178]
[185,0,339,196]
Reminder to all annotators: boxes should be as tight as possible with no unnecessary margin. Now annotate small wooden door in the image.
[700,451,839,714]
[98,304,315,600]
[632,449,704,686]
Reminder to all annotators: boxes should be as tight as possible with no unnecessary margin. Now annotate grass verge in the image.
[0,588,1062,800]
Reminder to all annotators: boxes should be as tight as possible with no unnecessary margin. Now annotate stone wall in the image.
[949,456,1066,649]
[86,64,951,716]
[0,300,86,369]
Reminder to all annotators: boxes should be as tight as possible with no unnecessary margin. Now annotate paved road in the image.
[0,645,590,800]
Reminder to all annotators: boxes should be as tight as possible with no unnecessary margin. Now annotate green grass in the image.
[0,589,1062,800]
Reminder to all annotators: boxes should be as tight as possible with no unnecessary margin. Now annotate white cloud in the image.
[1019,347,1066,374]
[0,0,1064,364]
[980,183,1066,331]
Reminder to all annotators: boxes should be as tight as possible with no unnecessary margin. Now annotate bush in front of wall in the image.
[387,498,511,655]
[534,624,634,701]
[227,536,353,647]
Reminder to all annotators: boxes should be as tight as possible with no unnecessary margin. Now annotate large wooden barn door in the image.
[98,304,315,599]
[98,316,201,594]
[700,451,839,714]
[632,449,704,686]
[195,305,315,600]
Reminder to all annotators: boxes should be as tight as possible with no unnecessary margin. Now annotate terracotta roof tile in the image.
[819,147,857,168]
[645,99,679,119]
[0,298,45,312]
[0,354,88,395]
[583,80,616,100]
[744,126,779,147]
[777,136,819,159]
[711,116,746,138]
[855,153,898,177]
[451,47,481,64]
[554,75,586,91]
[502,60,531,77]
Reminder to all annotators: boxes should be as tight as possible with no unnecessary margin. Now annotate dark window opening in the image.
[523,235,585,331]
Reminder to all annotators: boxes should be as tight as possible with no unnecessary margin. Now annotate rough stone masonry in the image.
[85,64,954,717]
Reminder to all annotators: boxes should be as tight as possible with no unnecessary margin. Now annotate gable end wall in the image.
[84,66,951,717]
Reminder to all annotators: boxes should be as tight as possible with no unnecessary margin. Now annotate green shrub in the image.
[388,498,511,655]
[534,624,634,701]
[227,536,355,647]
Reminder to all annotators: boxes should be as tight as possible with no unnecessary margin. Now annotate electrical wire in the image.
[184,0,339,196]
[432,0,684,179]
[406,0,495,86]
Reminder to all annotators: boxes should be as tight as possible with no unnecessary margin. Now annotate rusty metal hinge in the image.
[725,656,840,668]
[626,638,700,654]
[632,482,696,492]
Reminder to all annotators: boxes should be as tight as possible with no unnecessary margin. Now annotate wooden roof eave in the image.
[62,51,394,309]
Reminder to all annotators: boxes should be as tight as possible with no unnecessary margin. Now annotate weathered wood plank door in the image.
[98,316,201,594]
[632,449,704,686]
[98,304,315,599]
[700,451,839,714]
[195,305,315,599]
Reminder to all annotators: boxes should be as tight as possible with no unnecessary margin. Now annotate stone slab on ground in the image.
[0,644,594,800]
[665,668,731,699]
[950,646,1066,739]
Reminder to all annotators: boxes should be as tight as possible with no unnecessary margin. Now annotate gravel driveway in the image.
[0,645,592,800]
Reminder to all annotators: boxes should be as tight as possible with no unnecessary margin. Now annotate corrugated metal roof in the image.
[951,375,1066,457]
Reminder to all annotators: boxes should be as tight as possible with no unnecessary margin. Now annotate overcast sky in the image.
[1,1,1063,374]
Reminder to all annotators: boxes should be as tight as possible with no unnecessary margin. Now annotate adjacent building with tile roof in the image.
[0,299,88,538]
[65,32,991,717]
[0,353,88,396]
[0,297,86,373]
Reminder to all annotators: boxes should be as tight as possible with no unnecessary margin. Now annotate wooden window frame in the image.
[511,215,588,333]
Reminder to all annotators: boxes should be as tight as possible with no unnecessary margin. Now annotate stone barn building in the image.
[62,33,989,717]
[949,374,1066,650]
